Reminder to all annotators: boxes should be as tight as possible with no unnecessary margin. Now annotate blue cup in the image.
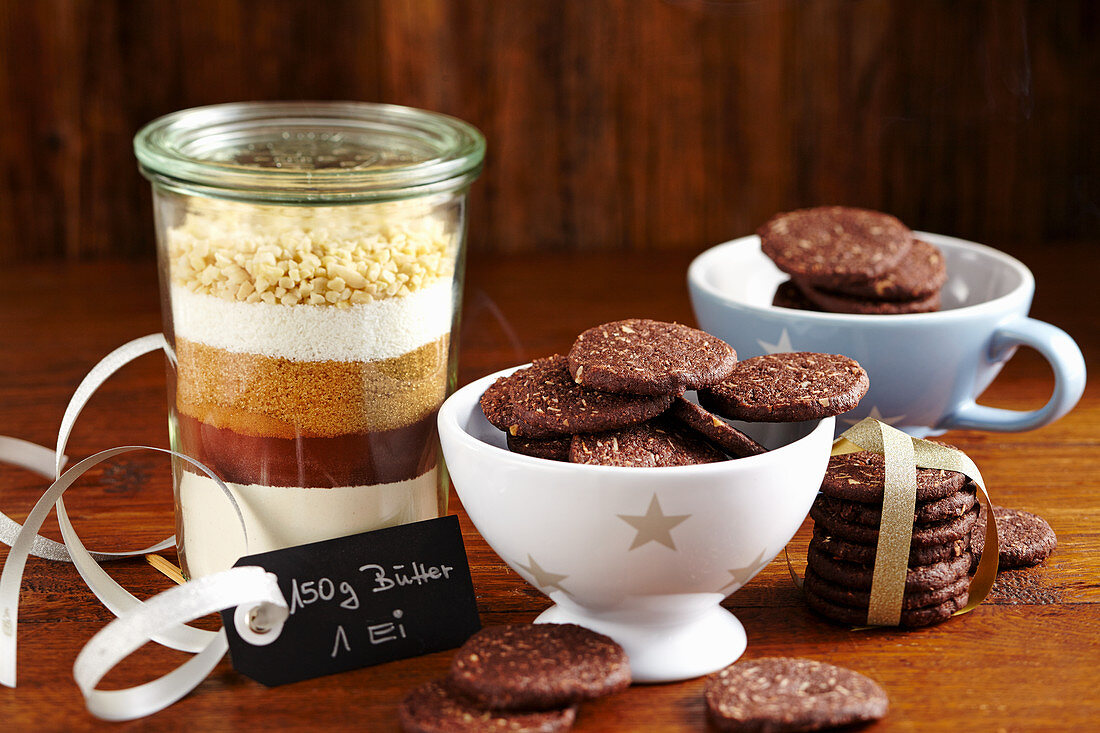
[688,233,1086,437]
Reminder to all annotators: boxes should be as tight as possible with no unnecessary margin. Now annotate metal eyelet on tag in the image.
[234,602,287,647]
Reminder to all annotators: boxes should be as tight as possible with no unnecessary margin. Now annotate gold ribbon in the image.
[832,418,999,625]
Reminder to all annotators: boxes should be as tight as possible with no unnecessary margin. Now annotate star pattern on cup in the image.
[757,328,794,355]
[617,494,691,551]
[514,554,570,594]
[842,405,907,427]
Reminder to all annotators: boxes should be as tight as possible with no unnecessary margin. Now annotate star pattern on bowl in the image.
[719,546,772,592]
[514,553,570,594]
[617,494,691,551]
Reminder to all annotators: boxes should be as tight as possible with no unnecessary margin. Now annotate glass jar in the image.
[134,102,485,578]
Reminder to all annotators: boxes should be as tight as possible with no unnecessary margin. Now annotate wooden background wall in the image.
[0,0,1096,262]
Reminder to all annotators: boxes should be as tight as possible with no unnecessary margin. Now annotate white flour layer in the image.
[177,469,440,579]
[170,278,453,362]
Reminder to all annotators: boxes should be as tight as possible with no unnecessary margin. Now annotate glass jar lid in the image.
[134,101,485,204]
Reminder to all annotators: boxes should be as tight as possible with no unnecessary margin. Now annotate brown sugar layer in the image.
[175,411,439,488]
[175,335,448,438]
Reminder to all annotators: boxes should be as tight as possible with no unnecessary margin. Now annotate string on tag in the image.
[0,334,289,720]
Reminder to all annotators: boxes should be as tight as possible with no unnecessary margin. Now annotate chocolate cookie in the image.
[448,623,631,710]
[818,450,969,503]
[812,530,970,567]
[804,567,970,611]
[795,281,942,315]
[506,433,571,462]
[569,419,726,467]
[809,502,979,549]
[480,374,518,432]
[970,504,1058,569]
[508,355,674,436]
[667,397,767,458]
[698,352,869,422]
[772,280,822,311]
[806,543,972,592]
[824,238,947,301]
[399,679,577,733]
[813,486,978,527]
[803,584,967,627]
[758,206,913,288]
[704,657,888,732]
[479,365,566,439]
[568,319,738,396]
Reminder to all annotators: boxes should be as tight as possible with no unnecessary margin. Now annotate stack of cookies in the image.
[480,319,870,467]
[803,450,980,627]
[399,623,630,733]
[760,206,948,315]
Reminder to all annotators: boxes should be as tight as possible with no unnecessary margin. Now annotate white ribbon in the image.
[0,335,175,561]
[74,567,286,722]
[0,435,174,562]
[0,334,289,720]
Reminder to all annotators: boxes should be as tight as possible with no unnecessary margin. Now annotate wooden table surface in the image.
[1,247,1097,731]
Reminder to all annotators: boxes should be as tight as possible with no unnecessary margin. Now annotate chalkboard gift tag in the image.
[221,515,481,687]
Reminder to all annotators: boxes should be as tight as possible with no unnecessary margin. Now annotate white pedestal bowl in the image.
[438,367,833,683]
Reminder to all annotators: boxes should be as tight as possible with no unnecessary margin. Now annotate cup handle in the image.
[941,316,1086,432]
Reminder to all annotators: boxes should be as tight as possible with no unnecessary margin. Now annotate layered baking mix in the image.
[165,200,457,577]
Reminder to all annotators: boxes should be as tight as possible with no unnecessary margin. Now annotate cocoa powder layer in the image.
[175,335,449,438]
[176,411,439,487]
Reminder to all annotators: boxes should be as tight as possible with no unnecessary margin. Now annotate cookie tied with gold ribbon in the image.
[801,418,998,628]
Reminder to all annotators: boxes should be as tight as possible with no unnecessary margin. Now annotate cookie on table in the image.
[795,280,942,315]
[970,504,1057,570]
[506,433,571,462]
[818,450,969,504]
[758,206,913,288]
[813,486,978,527]
[803,583,968,628]
[698,352,869,423]
[823,238,947,301]
[505,355,675,436]
[399,679,576,733]
[667,397,767,458]
[569,418,727,468]
[806,543,972,592]
[704,657,888,732]
[809,501,979,549]
[772,280,823,311]
[568,319,738,396]
[811,529,970,567]
[448,623,631,711]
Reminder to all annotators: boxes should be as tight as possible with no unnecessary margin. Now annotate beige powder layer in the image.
[177,469,442,578]
[175,335,449,438]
